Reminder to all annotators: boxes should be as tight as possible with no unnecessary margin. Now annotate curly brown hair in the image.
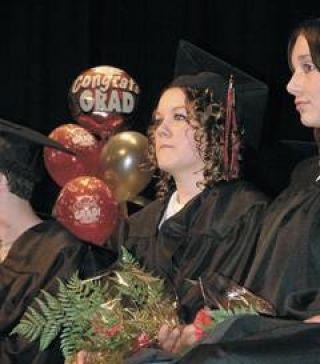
[147,86,242,199]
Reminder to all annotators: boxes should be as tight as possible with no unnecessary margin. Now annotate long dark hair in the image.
[288,18,320,71]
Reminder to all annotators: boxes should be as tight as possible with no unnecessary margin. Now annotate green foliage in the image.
[119,246,138,266]
[206,305,258,331]
[11,248,178,362]
[11,306,47,342]
[11,272,108,358]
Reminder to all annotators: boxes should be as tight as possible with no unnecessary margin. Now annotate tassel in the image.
[224,75,241,180]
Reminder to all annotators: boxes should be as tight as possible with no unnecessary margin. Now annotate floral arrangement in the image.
[11,248,274,363]
[11,248,178,364]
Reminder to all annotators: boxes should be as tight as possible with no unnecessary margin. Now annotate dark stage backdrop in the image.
[1,0,320,213]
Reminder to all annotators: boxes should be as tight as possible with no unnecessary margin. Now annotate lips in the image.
[158,144,174,149]
[295,100,309,111]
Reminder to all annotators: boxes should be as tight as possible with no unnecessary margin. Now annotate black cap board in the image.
[174,40,269,150]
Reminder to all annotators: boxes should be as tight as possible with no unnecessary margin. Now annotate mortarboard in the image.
[174,40,268,150]
[0,117,73,199]
[0,118,73,152]
[170,71,228,104]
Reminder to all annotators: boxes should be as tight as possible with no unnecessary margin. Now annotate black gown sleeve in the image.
[177,287,320,364]
[178,316,320,364]
[0,221,113,364]
[124,312,320,364]
[102,217,130,256]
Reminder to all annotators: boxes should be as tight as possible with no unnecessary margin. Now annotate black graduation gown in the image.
[108,180,269,323]
[125,289,320,364]
[177,320,320,363]
[245,156,320,317]
[133,158,320,364]
[0,219,115,364]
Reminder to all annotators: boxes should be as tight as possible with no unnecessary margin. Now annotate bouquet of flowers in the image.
[11,248,178,364]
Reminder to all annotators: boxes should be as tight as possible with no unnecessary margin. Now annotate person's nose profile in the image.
[156,117,171,137]
[286,71,303,96]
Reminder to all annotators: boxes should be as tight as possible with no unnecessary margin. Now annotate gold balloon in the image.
[99,131,153,201]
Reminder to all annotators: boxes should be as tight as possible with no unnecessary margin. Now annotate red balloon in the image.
[53,176,119,245]
[69,66,140,138]
[77,113,124,140]
[44,124,102,187]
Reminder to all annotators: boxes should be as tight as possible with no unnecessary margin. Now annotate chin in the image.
[157,161,173,174]
[300,113,320,128]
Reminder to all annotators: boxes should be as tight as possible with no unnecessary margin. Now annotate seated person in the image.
[75,64,271,364]
[243,16,320,318]
[105,70,270,323]
[0,119,114,364]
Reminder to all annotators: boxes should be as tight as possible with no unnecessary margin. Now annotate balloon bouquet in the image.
[44,66,152,246]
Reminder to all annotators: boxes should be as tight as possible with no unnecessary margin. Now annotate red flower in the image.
[102,324,122,337]
[193,308,212,328]
[192,308,213,340]
[133,332,151,351]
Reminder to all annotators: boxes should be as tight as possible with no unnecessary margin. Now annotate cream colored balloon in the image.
[99,131,152,201]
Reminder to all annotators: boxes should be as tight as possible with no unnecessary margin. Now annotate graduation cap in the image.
[174,40,268,150]
[0,117,73,200]
[170,71,228,104]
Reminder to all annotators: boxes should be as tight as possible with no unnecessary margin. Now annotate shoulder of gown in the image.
[0,219,113,363]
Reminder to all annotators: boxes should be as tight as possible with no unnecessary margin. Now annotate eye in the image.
[153,116,163,126]
[173,113,187,121]
[302,62,316,73]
